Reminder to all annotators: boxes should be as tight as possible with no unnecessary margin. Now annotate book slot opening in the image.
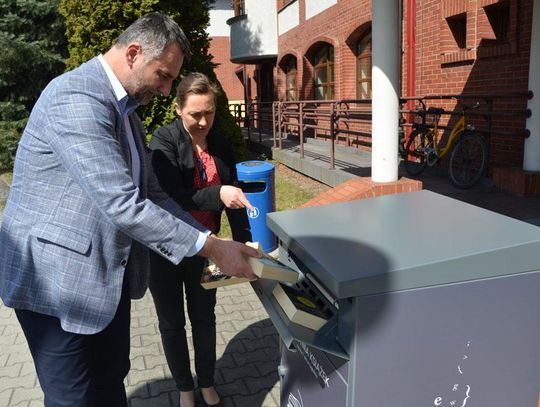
[238,181,266,193]
[292,281,336,319]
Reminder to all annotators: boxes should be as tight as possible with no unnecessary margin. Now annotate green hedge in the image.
[59,0,249,161]
[0,119,26,171]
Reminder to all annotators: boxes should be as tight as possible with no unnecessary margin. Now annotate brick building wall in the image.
[221,0,534,169]
[209,36,245,102]
[276,0,371,101]
[207,0,257,106]
[403,0,533,168]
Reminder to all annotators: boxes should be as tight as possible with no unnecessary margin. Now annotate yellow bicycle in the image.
[404,102,488,188]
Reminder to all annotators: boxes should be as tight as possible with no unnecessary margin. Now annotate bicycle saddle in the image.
[416,107,444,118]
[427,107,445,115]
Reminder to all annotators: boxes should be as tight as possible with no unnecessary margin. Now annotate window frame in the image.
[312,44,334,101]
[484,0,510,42]
[283,57,298,101]
[356,33,372,100]
[446,13,467,50]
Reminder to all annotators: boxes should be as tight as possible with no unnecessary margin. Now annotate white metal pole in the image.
[524,0,540,171]
[371,0,400,182]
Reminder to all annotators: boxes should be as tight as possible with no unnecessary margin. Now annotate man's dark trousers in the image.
[15,277,131,407]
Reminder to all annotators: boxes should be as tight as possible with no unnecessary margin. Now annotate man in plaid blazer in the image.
[0,13,257,406]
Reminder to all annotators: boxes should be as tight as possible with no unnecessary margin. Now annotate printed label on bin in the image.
[293,340,331,388]
[247,206,260,219]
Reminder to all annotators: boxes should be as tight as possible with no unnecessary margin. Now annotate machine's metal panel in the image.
[267,190,540,299]
[351,271,540,406]
[280,341,348,407]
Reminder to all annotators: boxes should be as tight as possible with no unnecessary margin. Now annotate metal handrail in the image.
[400,92,532,139]
[230,91,532,170]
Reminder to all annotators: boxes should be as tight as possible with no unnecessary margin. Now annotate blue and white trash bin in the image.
[236,160,277,253]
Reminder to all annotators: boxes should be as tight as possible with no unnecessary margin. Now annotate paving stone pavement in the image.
[0,284,280,407]
[0,173,281,407]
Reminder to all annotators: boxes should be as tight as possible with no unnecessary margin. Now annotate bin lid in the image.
[236,161,274,178]
[267,190,540,299]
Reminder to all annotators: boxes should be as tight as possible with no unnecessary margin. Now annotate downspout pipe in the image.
[406,0,416,139]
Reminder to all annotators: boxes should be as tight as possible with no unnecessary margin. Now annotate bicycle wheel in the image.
[404,129,431,176]
[448,132,488,189]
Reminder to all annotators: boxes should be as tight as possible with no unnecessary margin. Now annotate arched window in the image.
[283,57,297,101]
[313,44,334,100]
[356,33,372,99]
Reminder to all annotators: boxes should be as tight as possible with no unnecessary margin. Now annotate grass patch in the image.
[274,172,316,211]
[0,172,12,213]
[2,172,13,185]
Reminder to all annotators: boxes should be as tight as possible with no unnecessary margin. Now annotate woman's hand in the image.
[219,185,254,211]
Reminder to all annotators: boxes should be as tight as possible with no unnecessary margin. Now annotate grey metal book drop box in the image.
[251,190,540,407]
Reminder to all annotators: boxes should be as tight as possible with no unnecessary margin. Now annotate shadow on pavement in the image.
[128,319,280,407]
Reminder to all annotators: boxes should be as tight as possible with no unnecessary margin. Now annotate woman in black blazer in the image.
[148,73,252,407]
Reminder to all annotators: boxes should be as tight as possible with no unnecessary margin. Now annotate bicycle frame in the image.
[405,101,486,188]
[434,115,465,159]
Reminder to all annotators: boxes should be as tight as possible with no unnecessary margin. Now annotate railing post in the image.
[330,102,335,169]
[272,102,277,147]
[238,104,242,128]
[338,102,347,146]
[276,102,281,149]
[246,102,252,141]
[257,102,263,143]
[299,102,304,159]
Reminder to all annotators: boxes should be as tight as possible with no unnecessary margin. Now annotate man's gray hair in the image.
[116,13,191,62]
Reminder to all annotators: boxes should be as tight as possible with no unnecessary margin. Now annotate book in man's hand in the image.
[272,282,331,331]
[200,241,298,289]
[200,263,252,290]
[246,242,299,283]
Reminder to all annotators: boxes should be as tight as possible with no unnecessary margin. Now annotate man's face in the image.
[125,42,184,105]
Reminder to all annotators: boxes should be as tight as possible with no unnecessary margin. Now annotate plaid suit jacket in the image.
[0,57,205,334]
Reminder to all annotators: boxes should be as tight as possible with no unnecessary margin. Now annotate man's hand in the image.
[198,234,260,279]
[219,185,254,211]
